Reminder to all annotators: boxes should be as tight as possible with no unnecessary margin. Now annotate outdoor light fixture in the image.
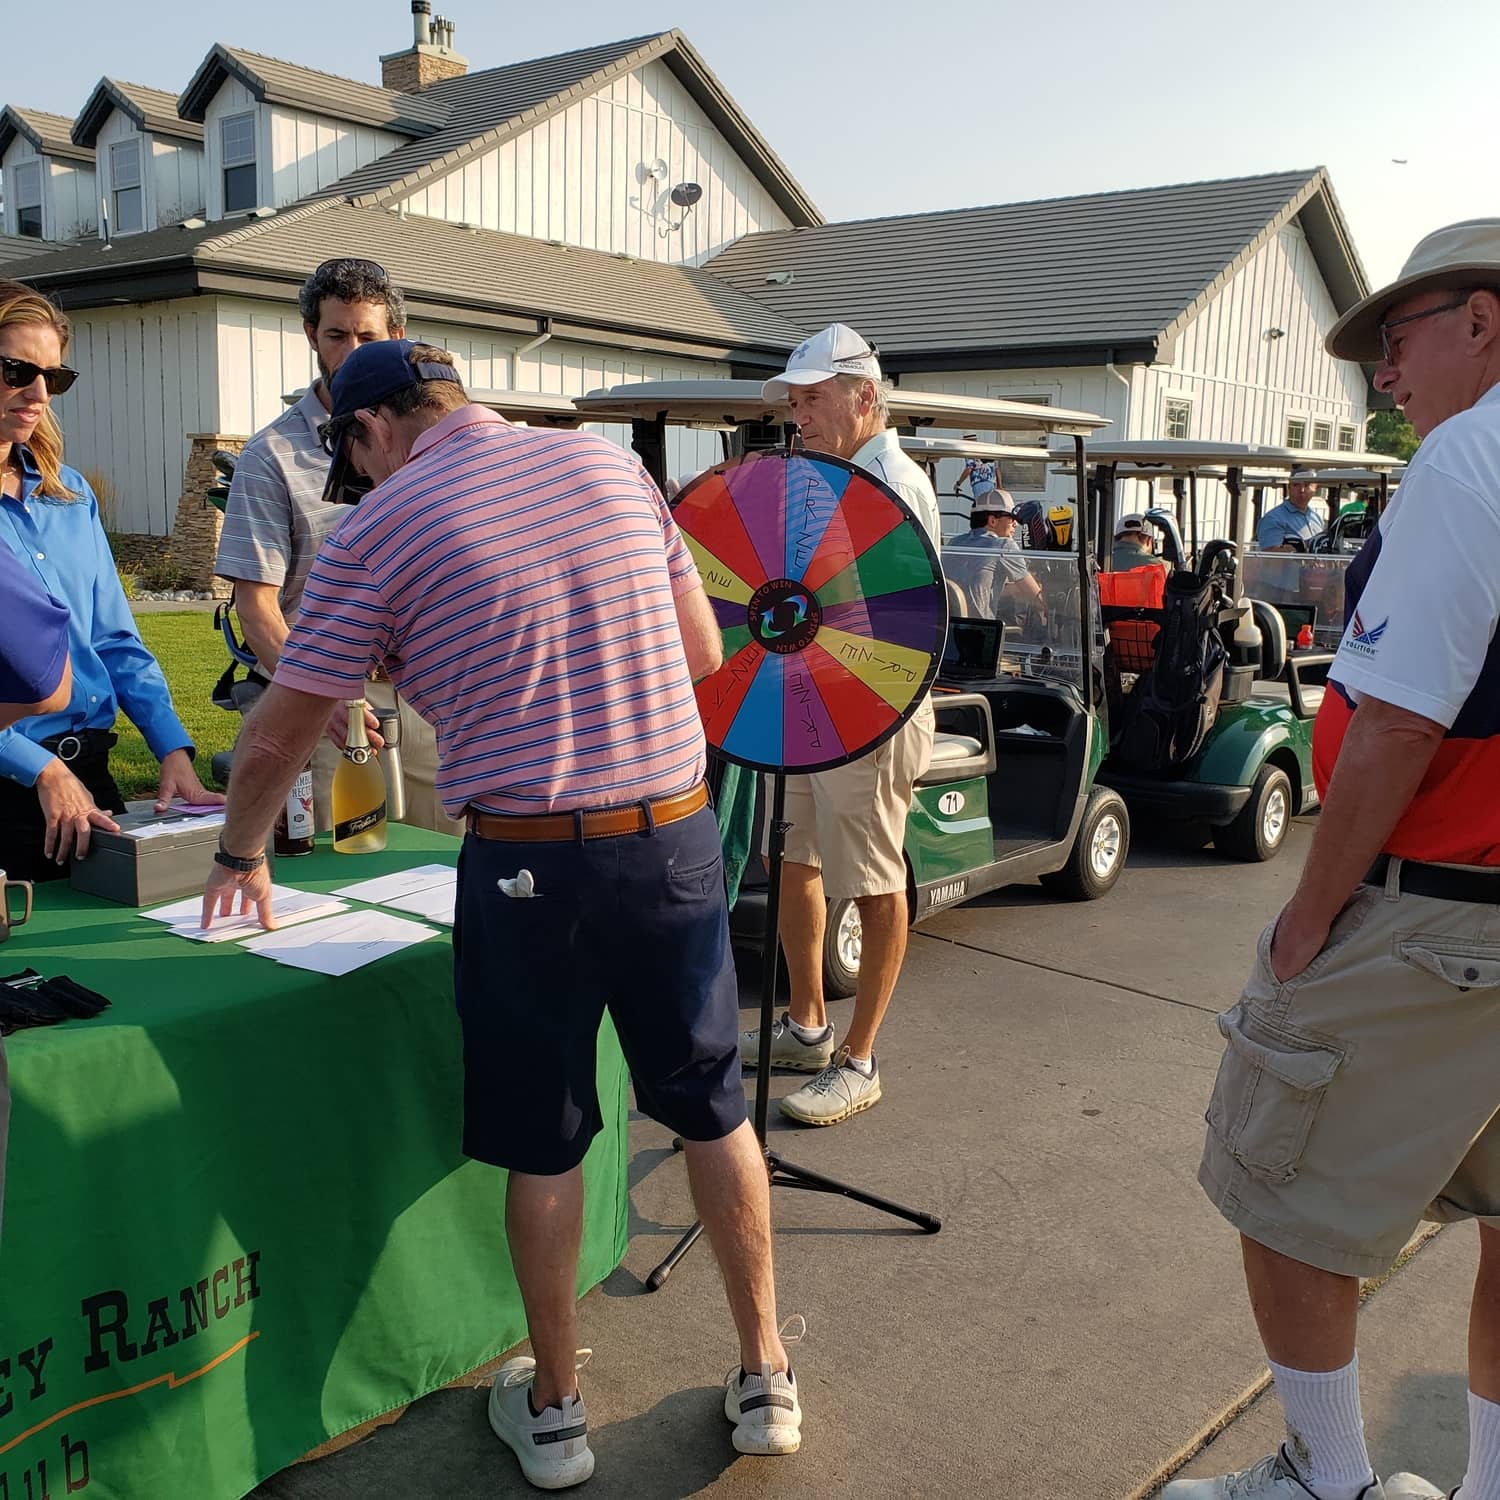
[1264,327,1286,340]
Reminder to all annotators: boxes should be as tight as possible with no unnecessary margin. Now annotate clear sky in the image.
[5,0,1494,284]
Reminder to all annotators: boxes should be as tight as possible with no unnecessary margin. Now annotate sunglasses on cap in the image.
[1,357,79,396]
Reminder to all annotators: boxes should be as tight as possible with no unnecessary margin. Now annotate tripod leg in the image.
[646,1218,706,1291]
[767,1150,941,1233]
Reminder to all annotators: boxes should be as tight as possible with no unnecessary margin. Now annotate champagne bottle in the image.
[274,761,316,855]
[332,700,388,853]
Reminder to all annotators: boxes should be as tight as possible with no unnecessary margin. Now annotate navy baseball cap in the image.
[319,339,464,504]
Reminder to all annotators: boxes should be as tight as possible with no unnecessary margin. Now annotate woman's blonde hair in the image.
[0,278,78,500]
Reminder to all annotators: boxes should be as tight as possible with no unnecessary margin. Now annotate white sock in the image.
[1266,1354,1373,1500]
[1459,1388,1500,1500]
[845,1053,874,1078]
[787,1015,830,1044]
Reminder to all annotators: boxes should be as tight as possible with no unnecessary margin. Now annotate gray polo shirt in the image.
[214,384,341,628]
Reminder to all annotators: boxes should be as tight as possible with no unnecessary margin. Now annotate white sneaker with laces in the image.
[488,1352,594,1490]
[739,1012,834,1072]
[1382,1478,1445,1499]
[1161,1446,1385,1498]
[779,1047,880,1125]
[724,1363,801,1454]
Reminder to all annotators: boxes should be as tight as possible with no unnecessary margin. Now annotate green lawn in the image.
[113,612,241,798]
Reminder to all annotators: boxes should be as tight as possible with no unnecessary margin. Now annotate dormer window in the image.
[221,112,257,213]
[109,139,144,234]
[12,161,42,237]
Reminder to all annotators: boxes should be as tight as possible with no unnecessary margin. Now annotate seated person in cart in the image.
[943,492,1048,629]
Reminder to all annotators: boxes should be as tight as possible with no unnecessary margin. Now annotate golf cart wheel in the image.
[822,897,861,1000]
[1042,786,1129,901]
[1214,764,1292,862]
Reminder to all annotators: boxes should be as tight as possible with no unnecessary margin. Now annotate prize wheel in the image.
[673,449,947,774]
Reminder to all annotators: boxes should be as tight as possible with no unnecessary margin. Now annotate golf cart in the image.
[1068,442,1398,862]
[898,433,1062,544]
[1307,465,1402,554]
[573,380,1128,997]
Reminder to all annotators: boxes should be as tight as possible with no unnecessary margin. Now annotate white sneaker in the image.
[488,1354,594,1490]
[1383,1478,1446,1499]
[739,1012,835,1072]
[779,1047,880,1126]
[1162,1446,1384,1498]
[723,1363,801,1455]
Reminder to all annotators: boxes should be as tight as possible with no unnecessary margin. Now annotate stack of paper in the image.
[143,885,349,944]
[241,910,438,976]
[124,810,228,839]
[336,864,457,926]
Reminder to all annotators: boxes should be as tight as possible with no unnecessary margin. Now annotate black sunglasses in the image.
[317,411,367,457]
[0,357,79,396]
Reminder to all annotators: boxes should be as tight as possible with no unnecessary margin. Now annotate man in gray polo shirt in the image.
[214,257,457,833]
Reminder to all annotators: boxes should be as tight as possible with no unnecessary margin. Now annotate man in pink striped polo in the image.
[199,342,804,1489]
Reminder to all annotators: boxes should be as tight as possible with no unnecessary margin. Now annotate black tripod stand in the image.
[646,771,941,1291]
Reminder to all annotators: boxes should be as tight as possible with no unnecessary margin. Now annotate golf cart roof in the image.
[901,435,1057,463]
[468,389,587,426]
[1054,440,1402,472]
[1052,460,1231,481]
[1311,466,1403,486]
[575,379,1109,436]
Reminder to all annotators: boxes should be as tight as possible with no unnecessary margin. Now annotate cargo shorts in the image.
[1200,861,1500,1279]
[767,699,935,899]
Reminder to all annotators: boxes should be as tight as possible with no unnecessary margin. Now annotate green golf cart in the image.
[1071,441,1400,862]
[572,381,1128,996]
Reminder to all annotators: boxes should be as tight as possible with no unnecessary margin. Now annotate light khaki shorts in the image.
[766,700,934,900]
[1200,862,1500,1279]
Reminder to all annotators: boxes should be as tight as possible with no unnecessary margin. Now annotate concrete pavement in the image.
[251,822,1479,1497]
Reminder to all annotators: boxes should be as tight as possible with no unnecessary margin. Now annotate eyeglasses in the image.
[0,357,79,395]
[316,411,366,456]
[1378,296,1471,364]
[311,258,390,285]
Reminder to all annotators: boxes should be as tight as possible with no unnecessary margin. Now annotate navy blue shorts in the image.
[452,803,748,1175]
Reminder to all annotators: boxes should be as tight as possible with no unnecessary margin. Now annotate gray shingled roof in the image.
[326,30,820,227]
[73,79,205,147]
[708,169,1367,364]
[0,106,93,164]
[18,201,808,355]
[178,45,448,136]
[0,232,68,265]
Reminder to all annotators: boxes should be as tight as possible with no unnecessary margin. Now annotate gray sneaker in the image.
[779,1047,880,1126]
[739,1012,834,1073]
[1162,1446,1385,1498]
[488,1355,594,1490]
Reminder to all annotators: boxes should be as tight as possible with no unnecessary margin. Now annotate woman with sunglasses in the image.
[0,279,220,880]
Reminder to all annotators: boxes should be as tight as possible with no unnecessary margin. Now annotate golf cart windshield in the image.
[1239,552,1354,649]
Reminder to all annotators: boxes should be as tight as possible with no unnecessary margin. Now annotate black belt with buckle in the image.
[41,730,118,764]
[1366,853,1500,905]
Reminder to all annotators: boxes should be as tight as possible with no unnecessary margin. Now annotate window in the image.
[221,112,257,214]
[1337,424,1357,452]
[1312,419,1333,450]
[11,161,42,238]
[992,393,1051,491]
[1285,416,1308,448]
[1163,396,1192,441]
[109,139,143,235]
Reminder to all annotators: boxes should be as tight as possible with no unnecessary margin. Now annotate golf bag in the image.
[1112,569,1226,771]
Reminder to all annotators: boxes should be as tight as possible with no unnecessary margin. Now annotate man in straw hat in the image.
[1167,223,1500,1499]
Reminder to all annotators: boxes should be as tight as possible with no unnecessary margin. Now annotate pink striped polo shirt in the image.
[274,404,707,816]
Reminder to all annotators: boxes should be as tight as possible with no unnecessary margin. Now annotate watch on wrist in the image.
[214,841,266,873]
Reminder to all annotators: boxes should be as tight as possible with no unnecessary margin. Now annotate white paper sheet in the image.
[169,893,350,944]
[123,811,228,839]
[381,884,456,926]
[240,910,438,976]
[333,864,455,906]
[144,884,328,926]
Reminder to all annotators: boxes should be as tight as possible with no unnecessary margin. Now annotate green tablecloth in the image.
[0,826,629,1500]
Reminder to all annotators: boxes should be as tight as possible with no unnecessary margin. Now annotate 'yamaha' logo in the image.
[925,879,969,908]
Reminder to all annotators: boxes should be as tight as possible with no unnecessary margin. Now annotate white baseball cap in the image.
[763,323,882,402]
[1114,513,1149,537]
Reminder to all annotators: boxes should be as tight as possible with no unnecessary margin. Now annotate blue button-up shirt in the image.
[0,447,190,787]
[0,545,69,704]
[1255,499,1323,550]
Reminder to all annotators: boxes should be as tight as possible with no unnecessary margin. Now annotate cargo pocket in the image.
[1206,1002,1345,1183]
[1398,939,1500,993]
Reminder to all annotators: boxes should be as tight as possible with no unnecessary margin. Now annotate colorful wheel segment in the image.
[673,449,947,774]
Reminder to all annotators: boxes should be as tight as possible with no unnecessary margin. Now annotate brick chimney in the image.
[381,1,468,92]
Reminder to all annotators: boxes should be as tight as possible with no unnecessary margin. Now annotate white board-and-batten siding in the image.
[1,136,97,241]
[92,109,206,237]
[398,60,792,265]
[48,301,218,534]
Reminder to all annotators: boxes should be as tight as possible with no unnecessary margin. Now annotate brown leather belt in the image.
[466,783,708,843]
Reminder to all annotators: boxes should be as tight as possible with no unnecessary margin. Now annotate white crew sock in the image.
[1458,1388,1500,1500]
[787,1016,830,1045]
[1266,1354,1374,1500]
[844,1053,875,1078]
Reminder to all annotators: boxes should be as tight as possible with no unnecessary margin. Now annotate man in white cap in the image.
[1255,468,1325,551]
[1169,222,1500,1500]
[740,324,938,1125]
[1110,513,1157,571]
[944,490,1047,625]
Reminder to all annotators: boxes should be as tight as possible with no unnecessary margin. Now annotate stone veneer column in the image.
[171,434,249,599]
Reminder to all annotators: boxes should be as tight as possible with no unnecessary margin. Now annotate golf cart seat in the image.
[1250,599,1288,681]
[945,577,972,620]
[922,693,998,785]
[1248,598,1328,717]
